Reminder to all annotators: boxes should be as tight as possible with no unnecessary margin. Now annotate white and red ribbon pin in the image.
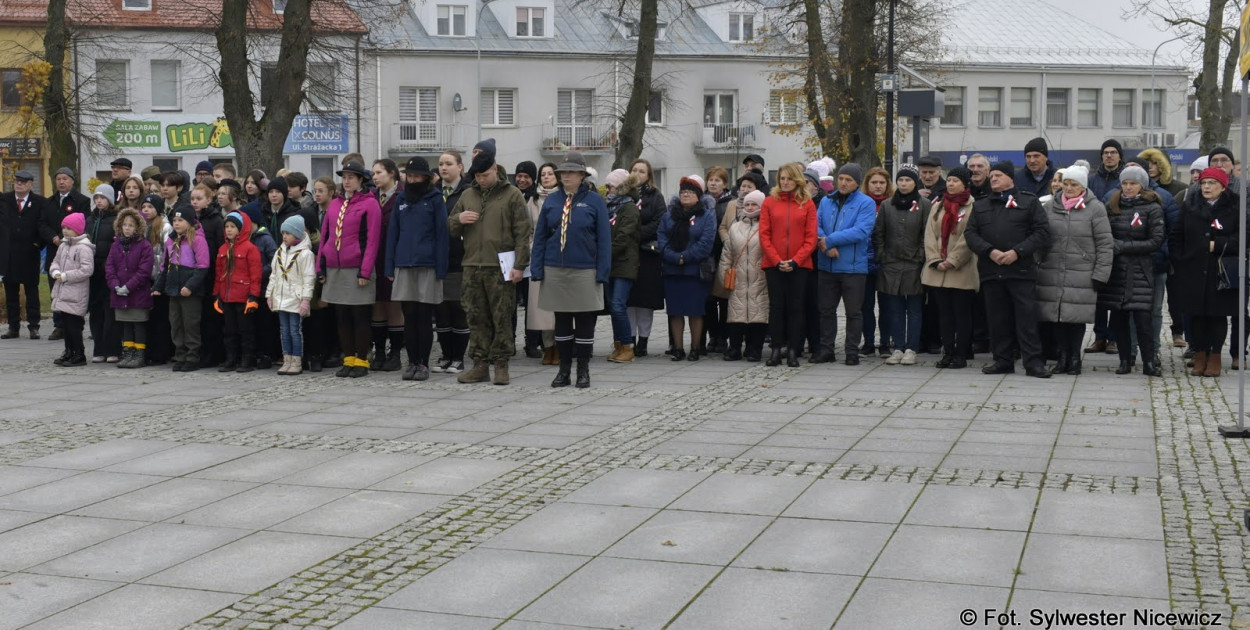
[1213,218,1225,230]
[1005,195,1018,208]
[1130,212,1142,227]
[909,201,918,213]
[1072,198,1086,210]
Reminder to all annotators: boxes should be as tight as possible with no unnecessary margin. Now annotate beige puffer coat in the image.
[719,214,768,324]
[921,196,979,291]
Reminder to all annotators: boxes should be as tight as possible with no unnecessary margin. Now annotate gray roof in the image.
[364,0,794,57]
[937,0,1187,71]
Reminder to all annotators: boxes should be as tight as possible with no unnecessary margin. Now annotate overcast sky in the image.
[1045,0,1203,67]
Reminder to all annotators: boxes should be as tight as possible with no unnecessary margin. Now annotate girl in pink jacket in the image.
[50,213,95,366]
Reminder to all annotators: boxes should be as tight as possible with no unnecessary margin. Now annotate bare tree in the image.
[613,0,659,169]
[1133,0,1242,152]
[43,0,78,174]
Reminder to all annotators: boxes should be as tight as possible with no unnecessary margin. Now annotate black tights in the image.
[1191,315,1228,354]
[401,302,437,367]
[62,313,85,356]
[727,322,766,354]
[335,304,372,359]
[122,321,147,346]
[1052,322,1086,360]
[555,311,597,364]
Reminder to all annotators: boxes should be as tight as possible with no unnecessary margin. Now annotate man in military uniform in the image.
[448,149,531,385]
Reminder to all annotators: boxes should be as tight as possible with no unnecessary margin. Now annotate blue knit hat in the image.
[280,215,306,241]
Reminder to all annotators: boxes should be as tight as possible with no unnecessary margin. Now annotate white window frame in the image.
[941,86,964,127]
[1009,87,1033,128]
[122,0,151,10]
[437,5,468,37]
[977,87,1001,128]
[729,12,754,42]
[150,60,181,111]
[703,90,736,126]
[95,60,129,110]
[1045,87,1069,128]
[1077,88,1100,128]
[399,86,439,143]
[1142,88,1165,129]
[480,88,516,127]
[516,7,545,38]
[1113,88,1135,128]
[273,0,287,14]
[646,90,664,126]
[306,63,338,112]
[556,88,594,146]
[768,89,801,126]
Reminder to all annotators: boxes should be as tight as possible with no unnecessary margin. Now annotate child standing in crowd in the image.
[141,194,172,365]
[87,184,121,362]
[50,213,94,367]
[214,212,263,372]
[267,216,317,375]
[386,156,448,381]
[159,208,210,371]
[105,208,154,368]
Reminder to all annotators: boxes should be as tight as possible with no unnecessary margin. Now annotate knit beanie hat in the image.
[803,169,821,188]
[266,176,289,197]
[280,215,306,241]
[1119,164,1150,189]
[470,151,495,177]
[605,169,630,189]
[1024,137,1049,157]
[195,160,214,174]
[991,160,1016,178]
[61,212,86,236]
[473,138,497,161]
[679,175,704,196]
[1200,167,1230,189]
[1209,146,1235,165]
[515,161,538,182]
[92,184,115,205]
[947,166,972,189]
[225,212,244,231]
[806,159,831,180]
[170,208,198,226]
[1189,156,1209,173]
[241,204,263,227]
[896,164,920,186]
[54,166,75,181]
[743,190,766,207]
[142,194,163,210]
[837,163,864,187]
[1101,138,1123,159]
[1061,164,1089,189]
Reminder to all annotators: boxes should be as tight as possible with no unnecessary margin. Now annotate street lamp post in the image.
[475,0,493,142]
[884,0,895,175]
[1149,34,1186,131]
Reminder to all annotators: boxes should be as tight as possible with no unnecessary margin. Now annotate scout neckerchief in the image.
[559,193,573,252]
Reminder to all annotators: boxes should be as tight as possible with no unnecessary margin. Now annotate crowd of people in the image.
[1,135,1245,387]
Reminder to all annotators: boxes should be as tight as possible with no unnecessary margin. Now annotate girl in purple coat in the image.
[106,208,155,368]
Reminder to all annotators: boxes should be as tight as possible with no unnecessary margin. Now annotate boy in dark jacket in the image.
[213,212,263,372]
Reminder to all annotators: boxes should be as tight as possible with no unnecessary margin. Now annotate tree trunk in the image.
[215,0,313,175]
[802,0,839,157]
[832,0,880,167]
[43,0,78,176]
[612,0,658,169]
[1218,25,1240,149]
[1197,0,1231,152]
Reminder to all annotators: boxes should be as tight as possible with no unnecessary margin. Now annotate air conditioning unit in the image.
[1142,132,1178,148]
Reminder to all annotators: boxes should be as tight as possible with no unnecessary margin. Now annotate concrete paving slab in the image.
[0,573,120,630]
[1032,491,1164,540]
[0,471,164,514]
[670,473,812,516]
[370,457,521,495]
[188,447,345,483]
[1017,533,1169,599]
[140,530,360,594]
[785,479,923,524]
[20,584,239,630]
[71,477,256,522]
[668,567,857,630]
[277,451,437,489]
[271,489,446,538]
[19,439,177,471]
[335,608,501,630]
[834,578,1009,629]
[382,548,588,617]
[0,515,147,571]
[99,443,260,476]
[604,510,771,565]
[0,465,79,496]
[175,483,351,530]
[906,485,1038,531]
[733,518,893,575]
[559,468,710,508]
[482,502,655,556]
[29,522,248,581]
[870,525,1026,587]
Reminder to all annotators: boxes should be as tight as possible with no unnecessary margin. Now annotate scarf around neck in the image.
[669,201,703,252]
[941,191,970,258]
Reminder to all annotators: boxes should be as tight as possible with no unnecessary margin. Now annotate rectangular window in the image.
[259,64,277,105]
[556,88,593,146]
[5,161,42,194]
[398,86,439,142]
[437,5,467,36]
[646,90,663,125]
[1077,88,1099,127]
[272,0,287,14]
[1142,89,1164,128]
[480,88,516,126]
[151,157,180,174]
[768,89,800,125]
[1,69,20,110]
[1045,88,1069,127]
[311,156,336,180]
[1113,88,1134,127]
[307,63,337,111]
[703,91,736,125]
[977,87,1001,128]
[150,60,180,110]
[941,86,964,126]
[123,0,151,9]
[516,7,545,37]
[729,13,754,42]
[1009,87,1033,127]
[95,60,129,109]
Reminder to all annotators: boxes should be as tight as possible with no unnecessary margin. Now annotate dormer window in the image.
[517,7,545,37]
[609,15,666,40]
[437,5,468,36]
[729,12,754,42]
[273,0,287,14]
[123,0,151,9]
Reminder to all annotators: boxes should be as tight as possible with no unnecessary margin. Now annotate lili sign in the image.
[100,114,348,154]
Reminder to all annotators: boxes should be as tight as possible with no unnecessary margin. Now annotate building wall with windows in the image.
[360,0,810,190]
[0,15,51,193]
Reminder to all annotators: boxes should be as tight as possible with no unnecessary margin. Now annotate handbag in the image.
[698,256,715,283]
[1217,243,1247,292]
[722,225,758,291]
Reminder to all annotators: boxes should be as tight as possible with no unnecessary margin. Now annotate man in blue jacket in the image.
[814,163,877,365]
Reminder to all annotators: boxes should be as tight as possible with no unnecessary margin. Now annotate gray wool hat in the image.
[1119,164,1151,189]
[837,163,864,187]
[54,166,76,180]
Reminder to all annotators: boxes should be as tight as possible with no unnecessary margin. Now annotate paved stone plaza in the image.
[0,316,1248,630]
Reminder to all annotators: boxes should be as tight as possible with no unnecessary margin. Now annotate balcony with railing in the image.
[541,119,618,154]
[694,123,762,154]
[388,122,471,155]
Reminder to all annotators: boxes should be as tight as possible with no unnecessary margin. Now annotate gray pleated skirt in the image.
[538,267,602,313]
[115,308,149,323]
[322,267,375,305]
[391,267,443,304]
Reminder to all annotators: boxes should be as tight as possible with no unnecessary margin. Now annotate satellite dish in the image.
[453,93,463,112]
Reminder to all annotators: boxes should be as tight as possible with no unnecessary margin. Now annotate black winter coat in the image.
[964,190,1050,282]
[1169,190,1247,317]
[1097,192,1164,312]
[627,184,668,310]
[85,205,118,277]
[1,192,46,276]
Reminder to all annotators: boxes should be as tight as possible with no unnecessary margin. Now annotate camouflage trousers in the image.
[462,265,517,362]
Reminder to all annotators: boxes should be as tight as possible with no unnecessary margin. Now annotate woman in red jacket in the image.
[760,162,818,367]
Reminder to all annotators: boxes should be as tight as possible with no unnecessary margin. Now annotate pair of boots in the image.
[633,336,649,357]
[336,355,370,378]
[278,355,303,375]
[541,346,560,365]
[552,341,591,388]
[117,344,146,369]
[1050,352,1082,376]
[218,354,254,373]
[457,359,510,385]
[54,349,87,366]
[606,341,635,363]
[1190,351,1222,377]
